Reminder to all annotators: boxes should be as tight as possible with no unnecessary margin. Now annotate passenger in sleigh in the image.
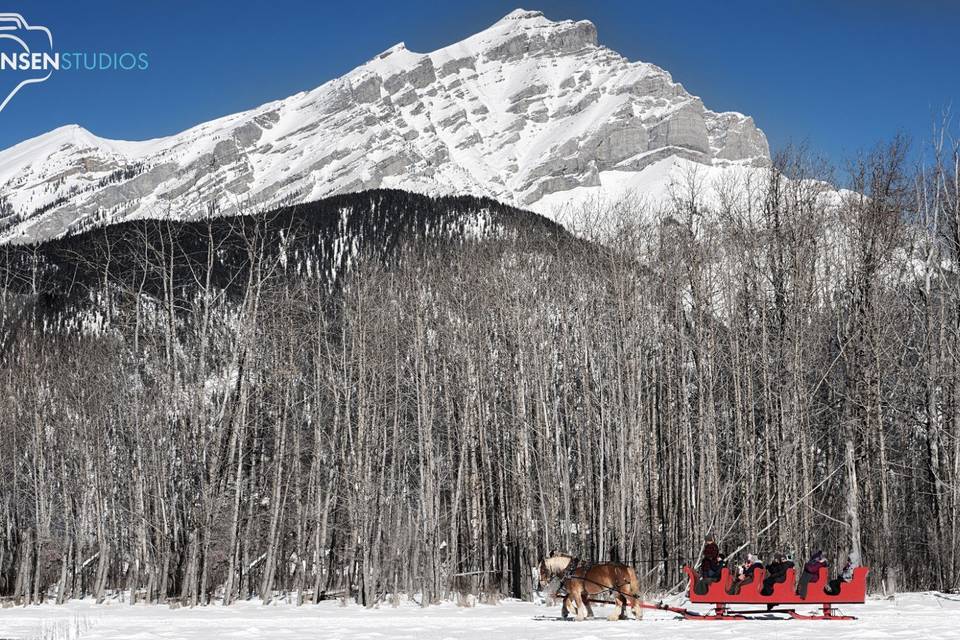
[796,550,828,597]
[760,552,794,596]
[825,551,861,595]
[728,553,763,594]
[694,534,725,595]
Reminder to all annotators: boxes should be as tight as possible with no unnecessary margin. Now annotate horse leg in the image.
[607,593,624,621]
[583,590,595,619]
[561,594,571,619]
[573,589,587,621]
[627,570,644,619]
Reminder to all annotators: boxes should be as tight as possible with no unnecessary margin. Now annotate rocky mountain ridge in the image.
[0,9,769,243]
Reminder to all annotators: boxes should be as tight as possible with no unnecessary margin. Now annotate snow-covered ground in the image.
[0,593,956,640]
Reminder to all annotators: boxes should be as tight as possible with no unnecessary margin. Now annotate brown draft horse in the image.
[538,552,644,621]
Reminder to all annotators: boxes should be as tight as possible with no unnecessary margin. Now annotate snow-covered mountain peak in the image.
[437,9,598,60]
[0,9,770,243]
[497,8,546,21]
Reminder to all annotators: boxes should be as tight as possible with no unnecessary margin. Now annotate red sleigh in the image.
[682,565,869,620]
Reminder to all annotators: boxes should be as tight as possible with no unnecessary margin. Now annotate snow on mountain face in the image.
[0,8,769,244]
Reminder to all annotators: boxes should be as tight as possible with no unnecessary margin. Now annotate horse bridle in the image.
[538,556,582,597]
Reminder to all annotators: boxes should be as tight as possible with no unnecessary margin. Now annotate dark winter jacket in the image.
[743,561,763,579]
[765,559,793,581]
[704,542,720,562]
[803,552,827,582]
[701,542,721,577]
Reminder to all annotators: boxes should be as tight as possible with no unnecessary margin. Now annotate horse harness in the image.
[556,558,632,601]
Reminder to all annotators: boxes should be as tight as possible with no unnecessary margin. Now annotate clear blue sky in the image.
[2,0,957,165]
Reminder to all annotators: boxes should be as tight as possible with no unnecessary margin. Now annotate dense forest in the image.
[0,137,958,608]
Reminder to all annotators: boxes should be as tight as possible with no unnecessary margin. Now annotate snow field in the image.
[0,592,956,640]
